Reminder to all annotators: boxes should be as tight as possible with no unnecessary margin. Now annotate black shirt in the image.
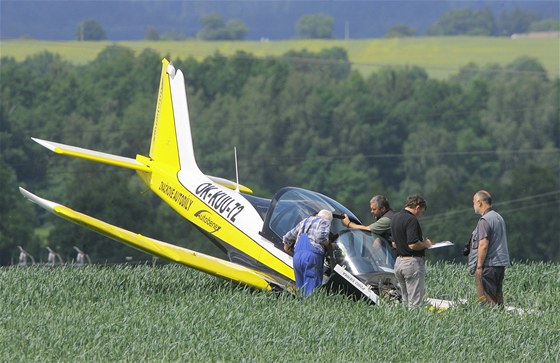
[391,209,425,257]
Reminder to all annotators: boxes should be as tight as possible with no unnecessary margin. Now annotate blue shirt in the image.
[283,216,331,254]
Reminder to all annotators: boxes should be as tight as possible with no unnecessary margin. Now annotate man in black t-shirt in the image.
[391,194,432,308]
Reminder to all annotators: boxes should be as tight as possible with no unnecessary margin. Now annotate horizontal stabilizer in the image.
[32,138,150,172]
[32,138,253,193]
[19,187,274,291]
[207,175,253,194]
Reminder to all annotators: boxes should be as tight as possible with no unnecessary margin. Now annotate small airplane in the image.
[20,58,405,304]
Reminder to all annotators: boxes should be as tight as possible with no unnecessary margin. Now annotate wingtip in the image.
[19,186,32,199]
[19,187,59,212]
[31,137,57,152]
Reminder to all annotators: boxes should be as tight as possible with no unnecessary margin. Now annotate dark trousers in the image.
[481,266,505,306]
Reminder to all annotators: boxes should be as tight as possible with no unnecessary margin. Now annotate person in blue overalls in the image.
[283,210,334,297]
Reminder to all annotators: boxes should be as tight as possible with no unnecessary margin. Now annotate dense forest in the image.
[1,46,559,265]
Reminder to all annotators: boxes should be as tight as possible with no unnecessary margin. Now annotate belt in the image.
[398,255,423,259]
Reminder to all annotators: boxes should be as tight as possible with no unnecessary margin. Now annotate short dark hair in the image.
[404,194,427,210]
[370,195,390,210]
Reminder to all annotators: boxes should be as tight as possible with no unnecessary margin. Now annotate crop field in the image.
[1,262,558,362]
[1,37,558,79]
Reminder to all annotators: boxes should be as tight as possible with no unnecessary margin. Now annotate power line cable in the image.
[5,147,558,173]
[421,190,560,222]
[9,101,556,137]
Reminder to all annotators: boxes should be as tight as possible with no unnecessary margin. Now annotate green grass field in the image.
[1,37,558,79]
[1,262,558,362]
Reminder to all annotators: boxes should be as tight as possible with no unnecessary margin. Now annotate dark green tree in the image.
[197,14,248,40]
[76,19,107,41]
[529,18,560,32]
[498,8,540,35]
[226,20,249,40]
[501,164,560,261]
[428,7,496,36]
[144,26,160,40]
[295,13,334,39]
[0,157,37,265]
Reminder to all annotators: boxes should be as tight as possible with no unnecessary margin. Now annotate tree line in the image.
[75,7,559,41]
[1,46,558,265]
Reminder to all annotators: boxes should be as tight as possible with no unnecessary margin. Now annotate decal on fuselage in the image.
[194,210,222,234]
[158,181,193,212]
[195,182,244,222]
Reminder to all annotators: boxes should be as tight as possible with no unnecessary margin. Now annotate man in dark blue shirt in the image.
[391,194,432,308]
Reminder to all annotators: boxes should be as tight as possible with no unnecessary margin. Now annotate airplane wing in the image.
[19,187,275,291]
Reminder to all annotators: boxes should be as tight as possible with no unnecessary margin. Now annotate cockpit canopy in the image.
[259,187,360,248]
[226,186,399,300]
[254,186,397,290]
[333,229,395,277]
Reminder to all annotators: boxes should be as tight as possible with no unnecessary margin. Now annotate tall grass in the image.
[1,262,558,362]
[2,37,558,80]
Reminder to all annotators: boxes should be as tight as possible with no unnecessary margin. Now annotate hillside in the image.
[2,37,559,80]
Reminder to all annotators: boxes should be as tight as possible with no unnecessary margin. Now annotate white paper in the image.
[429,241,454,249]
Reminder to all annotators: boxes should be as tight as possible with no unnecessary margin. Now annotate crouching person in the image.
[283,210,334,297]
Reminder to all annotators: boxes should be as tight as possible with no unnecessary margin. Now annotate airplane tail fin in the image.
[28,58,253,194]
[149,59,202,176]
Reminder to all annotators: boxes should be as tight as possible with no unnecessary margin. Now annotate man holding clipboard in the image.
[391,194,432,308]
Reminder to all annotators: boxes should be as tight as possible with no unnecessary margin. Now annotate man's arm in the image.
[282,223,301,252]
[352,223,370,231]
[408,239,432,250]
[474,238,489,300]
[317,220,332,247]
[476,238,489,267]
[369,216,391,235]
[341,214,369,231]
